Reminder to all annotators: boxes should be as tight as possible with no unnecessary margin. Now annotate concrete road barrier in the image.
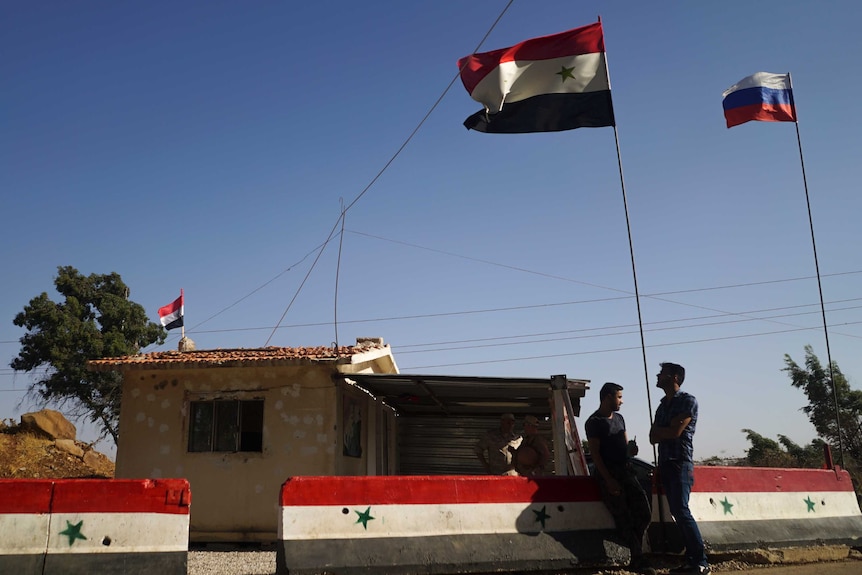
[0,478,190,574]
[279,467,862,575]
[650,466,862,552]
[277,474,626,575]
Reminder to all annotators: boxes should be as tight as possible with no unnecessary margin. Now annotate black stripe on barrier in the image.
[42,551,187,575]
[277,530,627,575]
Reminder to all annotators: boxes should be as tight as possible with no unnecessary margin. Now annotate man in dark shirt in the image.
[585,382,654,575]
[649,362,710,575]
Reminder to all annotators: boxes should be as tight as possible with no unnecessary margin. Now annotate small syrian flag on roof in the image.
[158,290,184,331]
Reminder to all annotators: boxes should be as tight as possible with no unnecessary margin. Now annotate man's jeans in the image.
[660,460,708,568]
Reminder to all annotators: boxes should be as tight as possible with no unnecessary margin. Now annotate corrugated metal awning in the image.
[343,373,589,418]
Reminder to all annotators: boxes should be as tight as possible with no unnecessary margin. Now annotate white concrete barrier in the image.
[277,474,626,575]
[0,478,190,574]
[651,465,862,552]
[279,467,862,574]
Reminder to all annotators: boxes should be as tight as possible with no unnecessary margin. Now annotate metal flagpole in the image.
[607,53,670,550]
[610,125,652,423]
[788,74,845,467]
[600,29,654,431]
[180,288,185,341]
[602,17,669,549]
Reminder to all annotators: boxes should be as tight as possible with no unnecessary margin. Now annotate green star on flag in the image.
[354,506,375,529]
[556,65,575,82]
[59,520,87,546]
[804,496,816,512]
[532,505,551,529]
[720,497,734,515]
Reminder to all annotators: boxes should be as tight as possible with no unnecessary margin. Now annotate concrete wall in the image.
[116,365,358,541]
[276,467,862,574]
[651,465,862,553]
[0,478,189,575]
[276,475,624,575]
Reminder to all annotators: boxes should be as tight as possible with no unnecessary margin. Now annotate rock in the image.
[83,449,105,469]
[55,438,84,458]
[21,409,76,440]
[179,336,196,351]
[84,449,114,477]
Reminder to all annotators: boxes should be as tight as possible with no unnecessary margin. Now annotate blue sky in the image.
[3,1,861,462]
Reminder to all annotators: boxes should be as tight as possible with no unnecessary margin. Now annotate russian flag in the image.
[722,72,796,129]
[158,290,183,331]
[458,22,614,133]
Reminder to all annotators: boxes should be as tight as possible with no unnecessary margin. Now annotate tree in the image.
[741,428,824,468]
[741,429,793,467]
[783,345,862,468]
[777,434,827,469]
[11,266,166,443]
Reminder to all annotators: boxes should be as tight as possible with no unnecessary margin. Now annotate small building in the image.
[88,337,399,543]
[89,338,591,543]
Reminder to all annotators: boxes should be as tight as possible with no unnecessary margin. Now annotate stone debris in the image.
[20,408,77,440]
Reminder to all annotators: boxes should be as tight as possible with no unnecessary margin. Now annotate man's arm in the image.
[474,435,491,472]
[536,437,551,467]
[587,437,621,495]
[649,414,692,443]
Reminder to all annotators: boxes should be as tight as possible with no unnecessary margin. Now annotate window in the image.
[188,399,264,453]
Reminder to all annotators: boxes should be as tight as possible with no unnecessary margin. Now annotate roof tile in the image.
[87,343,390,371]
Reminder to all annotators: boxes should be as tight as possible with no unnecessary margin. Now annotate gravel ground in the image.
[186,547,861,575]
[183,553,822,575]
[188,550,276,575]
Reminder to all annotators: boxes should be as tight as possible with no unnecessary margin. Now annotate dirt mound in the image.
[0,418,114,479]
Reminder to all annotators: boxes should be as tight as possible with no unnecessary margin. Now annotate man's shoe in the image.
[627,557,657,575]
[670,565,711,575]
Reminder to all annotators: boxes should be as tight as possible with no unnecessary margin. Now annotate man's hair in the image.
[660,362,686,385]
[599,382,624,401]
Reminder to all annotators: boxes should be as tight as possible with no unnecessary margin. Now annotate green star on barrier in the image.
[720,497,734,515]
[354,506,374,529]
[804,496,816,512]
[59,520,87,546]
[532,505,551,529]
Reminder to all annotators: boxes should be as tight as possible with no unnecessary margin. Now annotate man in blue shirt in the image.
[649,362,710,574]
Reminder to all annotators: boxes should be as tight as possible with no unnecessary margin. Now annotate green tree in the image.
[783,345,862,468]
[11,266,166,443]
[741,428,794,467]
[777,435,827,469]
[742,428,825,468]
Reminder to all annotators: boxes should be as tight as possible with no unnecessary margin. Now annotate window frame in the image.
[187,398,264,454]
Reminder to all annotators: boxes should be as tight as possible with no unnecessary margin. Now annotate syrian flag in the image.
[158,290,184,331]
[458,21,614,133]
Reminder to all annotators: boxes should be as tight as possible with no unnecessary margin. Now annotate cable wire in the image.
[264,1,516,344]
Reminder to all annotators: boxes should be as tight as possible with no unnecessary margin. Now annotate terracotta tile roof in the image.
[87,343,391,371]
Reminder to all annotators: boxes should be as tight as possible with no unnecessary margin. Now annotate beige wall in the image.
[115,364,366,541]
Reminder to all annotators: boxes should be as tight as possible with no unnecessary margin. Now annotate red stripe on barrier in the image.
[282,467,855,507]
[281,475,602,506]
[50,479,190,514]
[0,479,54,513]
[691,466,854,493]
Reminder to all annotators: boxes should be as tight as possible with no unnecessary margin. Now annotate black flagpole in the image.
[600,19,654,436]
[604,24,670,549]
[789,73,845,467]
